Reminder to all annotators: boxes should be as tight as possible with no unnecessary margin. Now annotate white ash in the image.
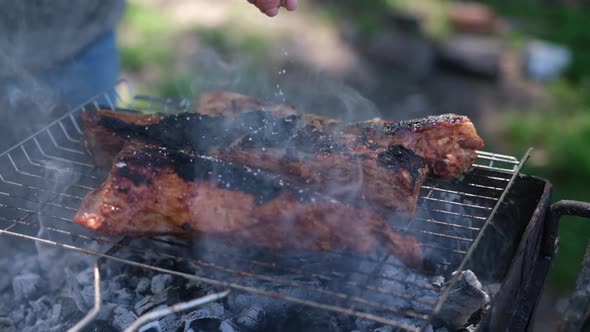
[0,239,491,332]
[12,273,44,301]
[151,274,174,294]
[112,306,138,331]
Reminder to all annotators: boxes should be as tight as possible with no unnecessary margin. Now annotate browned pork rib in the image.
[73,141,423,269]
[80,105,428,218]
[81,92,301,168]
[195,91,299,118]
[341,115,485,178]
[215,126,428,218]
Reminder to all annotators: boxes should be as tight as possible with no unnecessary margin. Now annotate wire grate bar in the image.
[420,185,499,202]
[0,80,529,332]
[0,215,441,304]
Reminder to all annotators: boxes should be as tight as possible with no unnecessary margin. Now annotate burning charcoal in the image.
[112,289,134,305]
[185,279,210,294]
[138,321,162,332]
[12,273,43,301]
[112,306,138,332]
[435,270,490,330]
[0,317,16,332]
[97,303,118,321]
[30,296,53,316]
[373,327,393,332]
[76,267,95,286]
[81,284,97,309]
[65,268,89,313]
[57,291,87,323]
[279,309,342,332]
[8,304,25,325]
[432,276,445,289]
[136,278,151,294]
[81,320,118,332]
[159,314,181,332]
[220,320,241,332]
[0,272,11,293]
[135,296,158,316]
[151,274,173,295]
[182,302,225,332]
[24,308,35,327]
[23,320,51,332]
[165,287,183,306]
[236,304,266,330]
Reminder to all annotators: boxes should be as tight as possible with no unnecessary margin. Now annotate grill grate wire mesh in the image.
[0,80,529,332]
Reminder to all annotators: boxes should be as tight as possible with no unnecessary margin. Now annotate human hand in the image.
[247,0,298,17]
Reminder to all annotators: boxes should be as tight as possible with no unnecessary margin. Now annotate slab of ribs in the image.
[75,92,484,269]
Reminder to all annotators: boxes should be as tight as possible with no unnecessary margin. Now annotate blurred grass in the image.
[119,0,274,96]
[505,81,590,291]
[486,0,590,291]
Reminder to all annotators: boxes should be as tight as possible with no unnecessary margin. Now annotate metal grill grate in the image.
[0,80,529,332]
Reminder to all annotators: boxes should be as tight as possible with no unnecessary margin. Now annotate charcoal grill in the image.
[0,80,589,332]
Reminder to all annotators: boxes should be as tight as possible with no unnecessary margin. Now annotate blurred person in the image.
[0,0,297,109]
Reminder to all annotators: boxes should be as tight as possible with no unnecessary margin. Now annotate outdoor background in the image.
[117,0,590,328]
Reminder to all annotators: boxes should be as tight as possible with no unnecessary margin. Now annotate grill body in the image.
[475,174,552,331]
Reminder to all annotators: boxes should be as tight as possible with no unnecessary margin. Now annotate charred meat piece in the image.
[80,107,299,168]
[74,141,423,269]
[80,109,163,169]
[342,114,485,178]
[195,91,299,118]
[81,92,302,168]
[80,108,428,218]
[217,126,428,218]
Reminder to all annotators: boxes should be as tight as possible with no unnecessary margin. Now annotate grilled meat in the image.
[195,91,299,118]
[195,94,483,178]
[80,105,299,169]
[80,109,163,169]
[217,125,428,217]
[74,140,423,268]
[80,107,428,217]
[81,92,301,168]
[342,115,485,178]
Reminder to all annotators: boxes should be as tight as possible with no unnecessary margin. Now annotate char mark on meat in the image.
[342,114,485,178]
[81,108,428,218]
[73,140,424,269]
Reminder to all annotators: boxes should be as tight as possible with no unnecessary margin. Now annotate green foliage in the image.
[505,90,590,291]
[483,1,590,83]
[486,0,590,291]
[124,1,174,35]
[196,27,272,56]
[120,44,174,72]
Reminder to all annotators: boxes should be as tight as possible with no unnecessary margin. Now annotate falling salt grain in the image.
[115,162,127,168]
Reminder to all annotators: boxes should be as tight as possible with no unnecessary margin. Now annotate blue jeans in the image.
[0,31,119,151]
[45,30,120,108]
